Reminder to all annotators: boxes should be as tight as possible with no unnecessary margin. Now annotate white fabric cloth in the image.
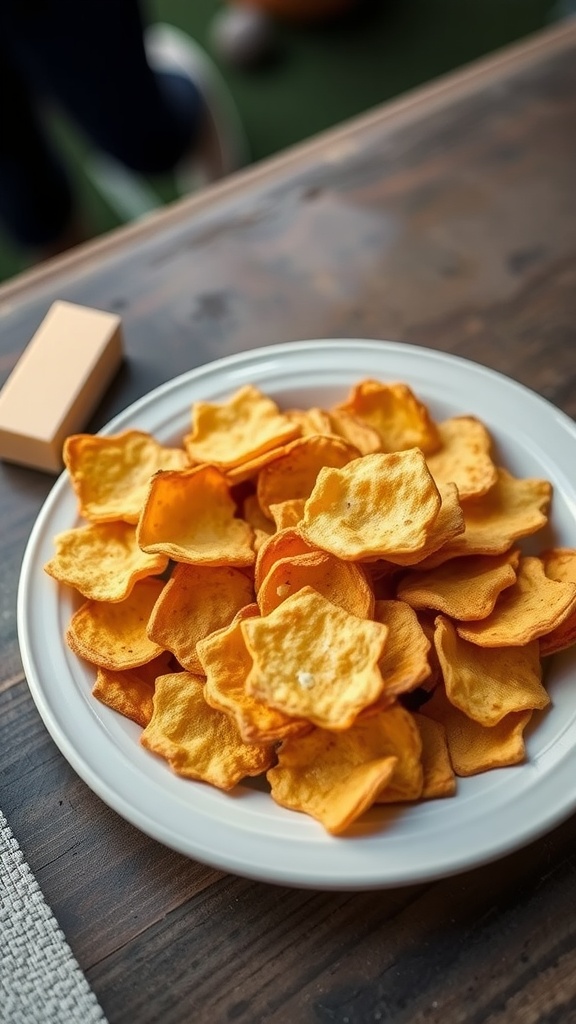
[0,809,108,1024]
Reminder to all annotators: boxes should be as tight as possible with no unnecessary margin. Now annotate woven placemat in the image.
[0,809,108,1024]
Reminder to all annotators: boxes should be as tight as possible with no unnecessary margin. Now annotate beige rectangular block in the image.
[0,300,123,473]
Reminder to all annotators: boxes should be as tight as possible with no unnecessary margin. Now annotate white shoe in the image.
[144,22,250,191]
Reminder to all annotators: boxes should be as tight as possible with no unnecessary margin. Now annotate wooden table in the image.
[2,20,576,1023]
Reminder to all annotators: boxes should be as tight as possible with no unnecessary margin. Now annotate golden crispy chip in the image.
[267,727,398,834]
[377,481,464,567]
[397,549,520,621]
[434,614,549,726]
[336,379,440,455]
[224,442,294,486]
[258,550,375,619]
[141,671,274,788]
[242,586,388,730]
[285,407,333,436]
[93,668,155,726]
[268,499,306,531]
[63,430,189,524]
[253,529,272,554]
[198,607,309,744]
[414,611,444,693]
[44,521,168,602]
[242,494,275,533]
[137,464,255,567]
[183,384,300,469]
[254,527,317,592]
[540,547,576,584]
[457,556,576,647]
[241,493,275,552]
[92,651,174,727]
[372,599,431,697]
[417,468,552,568]
[147,563,255,673]
[256,434,361,518]
[413,715,456,799]
[539,548,576,655]
[426,416,498,500]
[300,450,441,562]
[541,619,576,657]
[66,577,166,670]
[325,409,382,455]
[421,683,532,776]
[372,704,424,803]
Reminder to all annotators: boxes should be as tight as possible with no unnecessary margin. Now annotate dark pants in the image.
[0,0,203,246]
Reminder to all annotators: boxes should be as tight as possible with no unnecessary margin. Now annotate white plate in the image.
[17,339,576,890]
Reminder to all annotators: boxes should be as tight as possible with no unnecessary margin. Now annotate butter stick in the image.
[0,300,123,473]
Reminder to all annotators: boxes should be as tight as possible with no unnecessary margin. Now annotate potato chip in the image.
[300,450,441,561]
[137,464,255,567]
[141,672,274,788]
[285,407,333,436]
[417,468,551,568]
[254,530,272,554]
[254,527,317,593]
[267,727,398,834]
[44,521,168,602]
[397,549,520,620]
[373,705,424,803]
[457,556,576,647]
[224,442,295,486]
[541,619,576,657]
[336,379,440,455]
[372,599,431,697]
[198,607,309,744]
[434,615,548,726]
[241,494,275,552]
[540,547,576,584]
[92,651,174,727]
[425,416,498,500]
[268,499,306,531]
[256,434,361,518]
[421,683,532,776]
[66,577,166,670]
[377,481,464,567]
[147,563,255,673]
[242,586,388,730]
[413,611,444,694]
[413,715,456,798]
[63,430,189,524]
[94,668,155,726]
[242,494,275,533]
[183,384,300,469]
[257,550,375,619]
[325,409,382,455]
[539,548,576,656]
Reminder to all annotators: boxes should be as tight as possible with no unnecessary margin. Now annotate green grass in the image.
[0,0,560,284]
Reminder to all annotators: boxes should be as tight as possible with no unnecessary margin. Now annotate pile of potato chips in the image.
[44,378,576,835]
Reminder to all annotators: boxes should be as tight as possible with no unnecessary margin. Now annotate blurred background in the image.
[0,0,568,284]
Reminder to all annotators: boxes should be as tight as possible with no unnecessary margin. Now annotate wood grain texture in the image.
[1,20,576,1024]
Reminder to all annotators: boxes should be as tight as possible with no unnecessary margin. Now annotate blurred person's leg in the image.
[0,0,246,256]
[0,48,78,254]
[0,0,204,177]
